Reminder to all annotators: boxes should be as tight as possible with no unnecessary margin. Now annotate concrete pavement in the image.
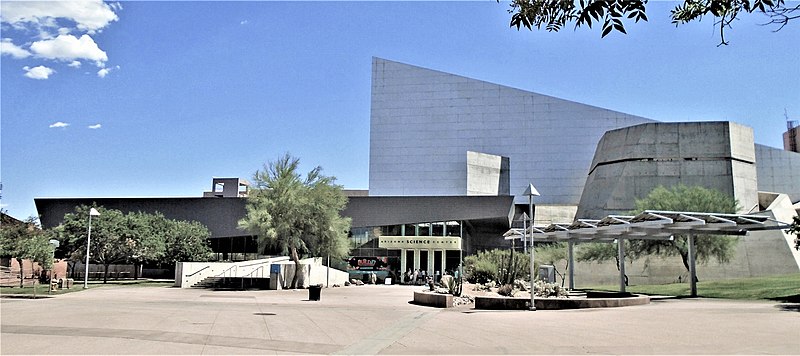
[1,284,798,354]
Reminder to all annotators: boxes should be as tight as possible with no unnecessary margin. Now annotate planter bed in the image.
[474,294,650,310]
[413,290,453,308]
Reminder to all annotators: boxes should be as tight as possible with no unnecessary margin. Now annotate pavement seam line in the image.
[331,310,438,355]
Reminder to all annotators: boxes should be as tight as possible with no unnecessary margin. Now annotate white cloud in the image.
[68,60,81,68]
[97,65,118,78]
[88,124,102,129]
[49,121,69,128]
[1,38,31,58]
[23,65,55,80]
[240,20,249,25]
[30,34,107,66]
[0,1,119,34]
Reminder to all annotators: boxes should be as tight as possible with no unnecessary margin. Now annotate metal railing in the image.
[185,265,210,278]
[241,266,265,289]
[215,265,238,285]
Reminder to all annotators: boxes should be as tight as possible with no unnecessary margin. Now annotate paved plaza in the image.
[1,284,798,355]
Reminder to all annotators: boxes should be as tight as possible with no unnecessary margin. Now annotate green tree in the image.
[578,185,740,279]
[788,215,800,251]
[535,242,569,287]
[238,154,352,288]
[162,219,213,267]
[59,206,130,283]
[124,212,167,279]
[505,0,798,45]
[0,217,55,287]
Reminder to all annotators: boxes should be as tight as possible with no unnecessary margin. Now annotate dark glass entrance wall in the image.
[419,250,429,274]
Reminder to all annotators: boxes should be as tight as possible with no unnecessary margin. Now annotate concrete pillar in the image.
[400,249,406,281]
[688,234,697,297]
[568,241,574,290]
[618,239,626,293]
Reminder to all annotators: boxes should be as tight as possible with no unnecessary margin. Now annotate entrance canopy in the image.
[505,210,790,296]
[527,211,788,242]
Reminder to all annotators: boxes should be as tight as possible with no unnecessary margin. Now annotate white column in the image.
[400,249,407,281]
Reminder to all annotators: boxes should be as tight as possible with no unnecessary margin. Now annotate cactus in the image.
[439,274,463,296]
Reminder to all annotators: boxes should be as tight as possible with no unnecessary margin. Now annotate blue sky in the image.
[2,1,799,219]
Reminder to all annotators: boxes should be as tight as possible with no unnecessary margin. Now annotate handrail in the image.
[215,264,237,277]
[242,266,264,278]
[185,266,209,277]
[242,266,265,290]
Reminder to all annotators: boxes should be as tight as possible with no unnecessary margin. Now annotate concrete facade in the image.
[369,57,652,206]
[576,122,759,219]
[754,144,800,203]
[466,151,510,196]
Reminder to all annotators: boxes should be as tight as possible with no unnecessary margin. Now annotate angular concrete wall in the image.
[466,151,509,196]
[755,144,800,203]
[369,57,653,206]
[576,122,758,219]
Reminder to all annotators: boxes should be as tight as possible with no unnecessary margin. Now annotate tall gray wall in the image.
[755,144,800,203]
[576,122,759,219]
[369,57,653,205]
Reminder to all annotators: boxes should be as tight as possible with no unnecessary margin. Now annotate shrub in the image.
[497,283,515,297]
[464,249,532,285]
[533,280,567,298]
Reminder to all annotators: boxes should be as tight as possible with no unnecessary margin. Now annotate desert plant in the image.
[497,283,515,297]
[439,274,463,296]
[464,249,531,284]
[533,280,568,298]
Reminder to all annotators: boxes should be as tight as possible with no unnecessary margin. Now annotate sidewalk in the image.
[2,284,798,354]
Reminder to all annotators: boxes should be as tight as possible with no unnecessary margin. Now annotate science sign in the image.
[378,236,462,250]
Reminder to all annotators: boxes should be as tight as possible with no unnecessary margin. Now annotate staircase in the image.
[190,276,269,290]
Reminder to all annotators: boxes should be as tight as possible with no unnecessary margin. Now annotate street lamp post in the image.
[83,208,100,289]
[524,183,540,311]
[48,239,59,294]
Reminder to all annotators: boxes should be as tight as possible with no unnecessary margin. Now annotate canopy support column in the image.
[568,241,574,290]
[688,233,697,297]
[617,239,626,293]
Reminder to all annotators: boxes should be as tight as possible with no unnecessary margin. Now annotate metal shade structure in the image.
[514,210,790,297]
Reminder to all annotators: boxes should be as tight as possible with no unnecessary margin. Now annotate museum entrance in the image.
[378,236,463,284]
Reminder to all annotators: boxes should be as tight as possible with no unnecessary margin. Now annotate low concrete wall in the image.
[413,291,453,308]
[474,295,650,310]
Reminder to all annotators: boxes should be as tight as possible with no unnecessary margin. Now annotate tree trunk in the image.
[671,240,697,283]
[290,247,301,289]
[134,263,140,280]
[17,258,24,288]
[103,263,110,284]
[68,260,75,278]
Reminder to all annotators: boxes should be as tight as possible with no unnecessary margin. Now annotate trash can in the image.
[308,284,322,301]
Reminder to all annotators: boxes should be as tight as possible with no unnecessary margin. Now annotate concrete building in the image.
[784,119,799,153]
[576,121,759,219]
[33,58,800,284]
[369,57,652,224]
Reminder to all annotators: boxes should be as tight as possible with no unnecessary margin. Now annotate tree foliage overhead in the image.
[238,154,352,288]
[578,185,740,276]
[506,0,798,45]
